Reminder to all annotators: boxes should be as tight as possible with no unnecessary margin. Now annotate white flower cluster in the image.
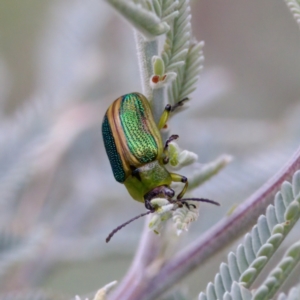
[148,141,230,235]
[149,142,204,235]
[75,281,117,300]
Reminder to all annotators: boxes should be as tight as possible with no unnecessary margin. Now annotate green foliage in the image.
[284,0,300,27]
[105,0,181,39]
[161,0,190,72]
[253,241,300,300]
[278,284,300,300]
[107,0,204,106]
[199,171,300,300]
[105,0,169,38]
[188,155,232,190]
[223,282,252,300]
[161,0,204,104]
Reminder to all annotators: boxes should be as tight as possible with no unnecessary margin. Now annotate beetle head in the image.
[144,185,175,210]
[105,187,220,243]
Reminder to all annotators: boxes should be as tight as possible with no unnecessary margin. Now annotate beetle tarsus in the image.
[182,202,196,209]
[181,176,187,183]
[163,157,169,164]
[174,197,219,211]
[170,97,189,112]
[165,104,172,112]
[180,198,220,206]
[164,134,179,150]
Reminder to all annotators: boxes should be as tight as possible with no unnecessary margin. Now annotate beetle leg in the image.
[170,173,188,199]
[158,98,189,130]
[162,134,179,164]
[164,134,179,150]
[158,104,172,130]
[183,202,196,209]
[170,97,189,112]
[145,198,156,211]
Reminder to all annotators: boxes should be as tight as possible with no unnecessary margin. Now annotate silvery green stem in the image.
[153,87,169,141]
[134,32,167,132]
[152,87,165,124]
[109,31,169,300]
[134,32,157,102]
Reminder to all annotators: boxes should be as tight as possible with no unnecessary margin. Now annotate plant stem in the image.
[152,87,165,124]
[134,32,157,103]
[108,219,162,300]
[134,32,167,128]
[109,31,167,300]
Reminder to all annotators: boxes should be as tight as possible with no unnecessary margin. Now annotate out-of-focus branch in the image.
[110,145,300,300]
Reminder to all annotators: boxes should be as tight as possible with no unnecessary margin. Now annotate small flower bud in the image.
[168,142,198,170]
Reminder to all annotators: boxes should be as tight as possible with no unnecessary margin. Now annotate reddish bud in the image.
[152,75,160,83]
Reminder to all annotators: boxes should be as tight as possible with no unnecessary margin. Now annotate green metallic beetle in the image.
[102,92,219,242]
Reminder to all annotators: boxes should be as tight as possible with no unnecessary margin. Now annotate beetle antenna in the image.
[180,198,220,206]
[106,210,154,243]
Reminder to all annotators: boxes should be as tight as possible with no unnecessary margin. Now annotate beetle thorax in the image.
[137,161,172,192]
[124,160,172,203]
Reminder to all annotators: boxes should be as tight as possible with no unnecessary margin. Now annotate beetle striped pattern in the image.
[102,93,163,183]
[102,114,126,182]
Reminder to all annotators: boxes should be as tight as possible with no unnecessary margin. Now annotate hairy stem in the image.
[109,218,162,300]
[152,87,165,125]
[109,31,167,300]
[134,32,167,128]
[134,32,157,102]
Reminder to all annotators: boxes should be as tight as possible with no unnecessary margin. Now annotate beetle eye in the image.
[165,188,175,198]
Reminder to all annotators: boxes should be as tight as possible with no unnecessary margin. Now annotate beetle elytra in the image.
[102,93,219,242]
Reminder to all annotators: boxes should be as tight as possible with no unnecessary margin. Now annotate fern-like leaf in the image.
[159,0,204,105]
[253,241,300,300]
[105,0,170,38]
[199,170,300,300]
[284,0,300,28]
[161,0,190,72]
[277,284,300,300]
[177,41,204,99]
[221,282,252,300]
[188,155,232,191]
[168,39,204,104]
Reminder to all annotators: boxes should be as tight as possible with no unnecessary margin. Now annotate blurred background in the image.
[1,0,300,299]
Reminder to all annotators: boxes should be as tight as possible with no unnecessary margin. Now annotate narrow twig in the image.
[134,32,157,102]
[108,217,163,300]
[109,31,167,300]
[134,32,167,134]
